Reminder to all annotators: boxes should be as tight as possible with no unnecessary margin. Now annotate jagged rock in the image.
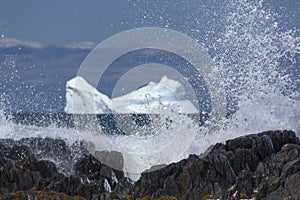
[0,138,132,199]
[111,177,133,199]
[235,170,254,197]
[259,130,300,152]
[35,160,60,179]
[75,154,103,176]
[0,130,299,199]
[131,130,300,199]
[131,153,236,199]
[252,135,274,159]
[264,172,300,200]
[254,142,300,199]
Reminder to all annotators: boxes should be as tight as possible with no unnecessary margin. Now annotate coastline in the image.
[0,130,299,199]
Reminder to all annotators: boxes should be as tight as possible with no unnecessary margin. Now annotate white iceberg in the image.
[65,76,112,114]
[65,76,198,114]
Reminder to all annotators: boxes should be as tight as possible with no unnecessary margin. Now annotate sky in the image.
[0,0,130,45]
[0,0,299,46]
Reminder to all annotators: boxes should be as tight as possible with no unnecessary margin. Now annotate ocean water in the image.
[0,0,299,180]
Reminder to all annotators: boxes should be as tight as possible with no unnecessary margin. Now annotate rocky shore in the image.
[0,130,299,199]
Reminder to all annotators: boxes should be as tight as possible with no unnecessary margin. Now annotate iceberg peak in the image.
[65,76,112,114]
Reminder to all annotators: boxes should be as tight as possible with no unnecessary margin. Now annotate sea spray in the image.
[213,0,299,102]
[0,0,299,180]
[210,0,300,139]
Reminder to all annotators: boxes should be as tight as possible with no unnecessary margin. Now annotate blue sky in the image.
[0,0,129,45]
[0,0,299,46]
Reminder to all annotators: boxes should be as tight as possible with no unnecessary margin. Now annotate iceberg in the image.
[65,76,112,114]
[65,76,198,114]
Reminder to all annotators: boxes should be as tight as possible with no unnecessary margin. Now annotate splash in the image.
[214,0,299,100]
[0,0,299,179]
[211,0,300,138]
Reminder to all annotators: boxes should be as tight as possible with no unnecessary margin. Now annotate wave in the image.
[0,0,299,180]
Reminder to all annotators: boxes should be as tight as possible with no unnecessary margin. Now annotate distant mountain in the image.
[0,39,92,113]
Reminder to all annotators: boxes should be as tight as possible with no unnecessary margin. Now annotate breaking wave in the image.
[0,0,299,179]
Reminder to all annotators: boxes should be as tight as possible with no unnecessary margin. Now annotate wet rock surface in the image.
[130,130,300,199]
[0,138,132,199]
[0,130,299,199]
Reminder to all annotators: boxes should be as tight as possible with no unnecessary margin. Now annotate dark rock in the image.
[8,145,37,168]
[35,160,60,179]
[265,172,300,200]
[256,143,300,198]
[0,137,131,199]
[100,165,119,188]
[0,143,7,166]
[0,188,11,200]
[282,172,300,198]
[131,153,236,199]
[0,130,299,199]
[252,135,274,159]
[280,159,300,180]
[130,130,300,199]
[226,135,257,151]
[111,177,133,199]
[236,170,254,197]
[75,154,102,176]
[259,130,300,152]
[231,148,260,173]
